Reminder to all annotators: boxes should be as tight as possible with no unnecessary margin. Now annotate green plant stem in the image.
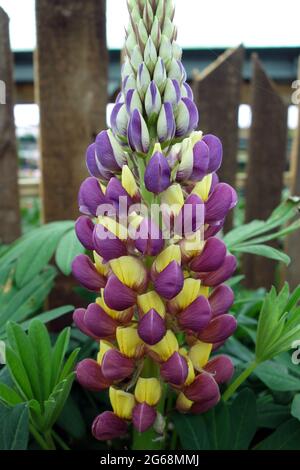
[29,425,50,450]
[44,430,56,450]
[52,430,70,450]
[222,361,258,402]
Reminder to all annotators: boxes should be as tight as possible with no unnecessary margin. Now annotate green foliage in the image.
[0,321,79,449]
[0,402,29,450]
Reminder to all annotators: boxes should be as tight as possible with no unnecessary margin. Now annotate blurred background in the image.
[0,0,300,288]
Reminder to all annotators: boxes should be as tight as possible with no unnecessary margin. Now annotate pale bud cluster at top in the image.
[72,0,238,442]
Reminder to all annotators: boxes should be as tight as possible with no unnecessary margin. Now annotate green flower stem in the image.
[52,429,70,450]
[222,361,258,402]
[29,425,51,450]
[44,430,56,450]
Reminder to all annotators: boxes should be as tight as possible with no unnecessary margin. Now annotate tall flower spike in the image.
[73,0,238,442]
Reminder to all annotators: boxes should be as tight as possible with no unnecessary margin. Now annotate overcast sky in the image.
[0,0,299,50]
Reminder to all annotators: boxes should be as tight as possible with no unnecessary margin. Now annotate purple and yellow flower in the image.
[72,0,237,442]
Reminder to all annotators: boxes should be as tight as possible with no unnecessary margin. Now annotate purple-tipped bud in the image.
[209,284,234,317]
[145,81,162,118]
[132,403,156,433]
[190,140,210,181]
[86,143,110,179]
[75,216,95,251]
[95,130,126,171]
[174,193,204,236]
[202,134,223,174]
[125,88,143,115]
[73,308,97,339]
[175,98,199,138]
[154,261,184,300]
[93,224,127,262]
[134,218,164,256]
[204,355,234,384]
[182,82,194,100]
[184,373,219,402]
[157,103,176,143]
[205,183,238,225]
[164,78,181,106]
[78,177,107,216]
[105,177,132,209]
[144,152,171,194]
[190,392,220,414]
[110,102,129,137]
[84,303,117,339]
[76,359,111,391]
[189,237,227,273]
[201,255,237,286]
[104,275,137,311]
[101,349,135,381]
[204,219,225,240]
[72,254,106,291]
[160,352,188,385]
[92,411,128,441]
[138,309,166,345]
[128,109,150,154]
[178,296,211,333]
[198,314,237,343]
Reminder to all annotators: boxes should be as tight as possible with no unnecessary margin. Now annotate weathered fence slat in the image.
[286,58,300,289]
[192,45,244,231]
[0,8,21,243]
[244,54,288,289]
[35,0,108,222]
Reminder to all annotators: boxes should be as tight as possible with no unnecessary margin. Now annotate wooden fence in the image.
[0,2,299,290]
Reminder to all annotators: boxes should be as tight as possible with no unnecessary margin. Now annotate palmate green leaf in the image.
[0,383,24,406]
[172,412,210,450]
[42,373,75,431]
[0,402,29,450]
[58,348,80,382]
[223,220,265,248]
[28,321,52,401]
[19,305,74,331]
[51,328,71,387]
[5,346,34,401]
[241,219,300,246]
[254,361,300,392]
[55,229,85,275]
[6,322,42,402]
[291,394,300,422]
[57,394,86,440]
[203,401,231,450]
[255,419,300,450]
[257,397,290,429]
[229,389,257,449]
[232,244,290,265]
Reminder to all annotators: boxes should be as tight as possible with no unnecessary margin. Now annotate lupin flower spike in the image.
[73,0,238,442]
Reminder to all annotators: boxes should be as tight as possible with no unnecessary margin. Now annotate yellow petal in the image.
[97,340,114,365]
[137,291,166,318]
[96,293,132,321]
[192,174,212,202]
[180,231,204,258]
[116,326,144,358]
[188,341,212,371]
[153,244,181,273]
[109,387,135,420]
[161,183,184,216]
[148,330,179,361]
[190,130,203,146]
[93,252,109,276]
[135,378,161,405]
[199,286,210,298]
[168,278,201,312]
[110,256,146,289]
[179,347,195,385]
[97,216,128,240]
[176,392,193,412]
[122,165,138,197]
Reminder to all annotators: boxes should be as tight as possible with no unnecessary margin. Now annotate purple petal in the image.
[190,392,220,414]
[189,237,227,273]
[92,411,128,441]
[104,275,137,310]
[184,372,219,402]
[175,98,199,137]
[138,309,166,345]
[157,103,176,143]
[86,143,103,178]
[93,224,127,261]
[160,352,188,385]
[84,303,117,338]
[202,134,223,174]
[73,308,97,339]
[78,177,107,216]
[198,314,237,343]
[182,82,194,100]
[205,183,237,225]
[134,218,164,256]
[75,216,95,251]
[175,193,204,236]
[200,255,237,286]
[154,261,184,300]
[128,109,149,154]
[72,254,106,291]
[209,284,234,317]
[204,355,234,384]
[204,219,225,239]
[132,403,156,433]
[95,130,122,172]
[76,359,111,391]
[101,349,135,381]
[144,152,171,194]
[178,295,212,332]
[105,177,132,210]
[190,140,210,181]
